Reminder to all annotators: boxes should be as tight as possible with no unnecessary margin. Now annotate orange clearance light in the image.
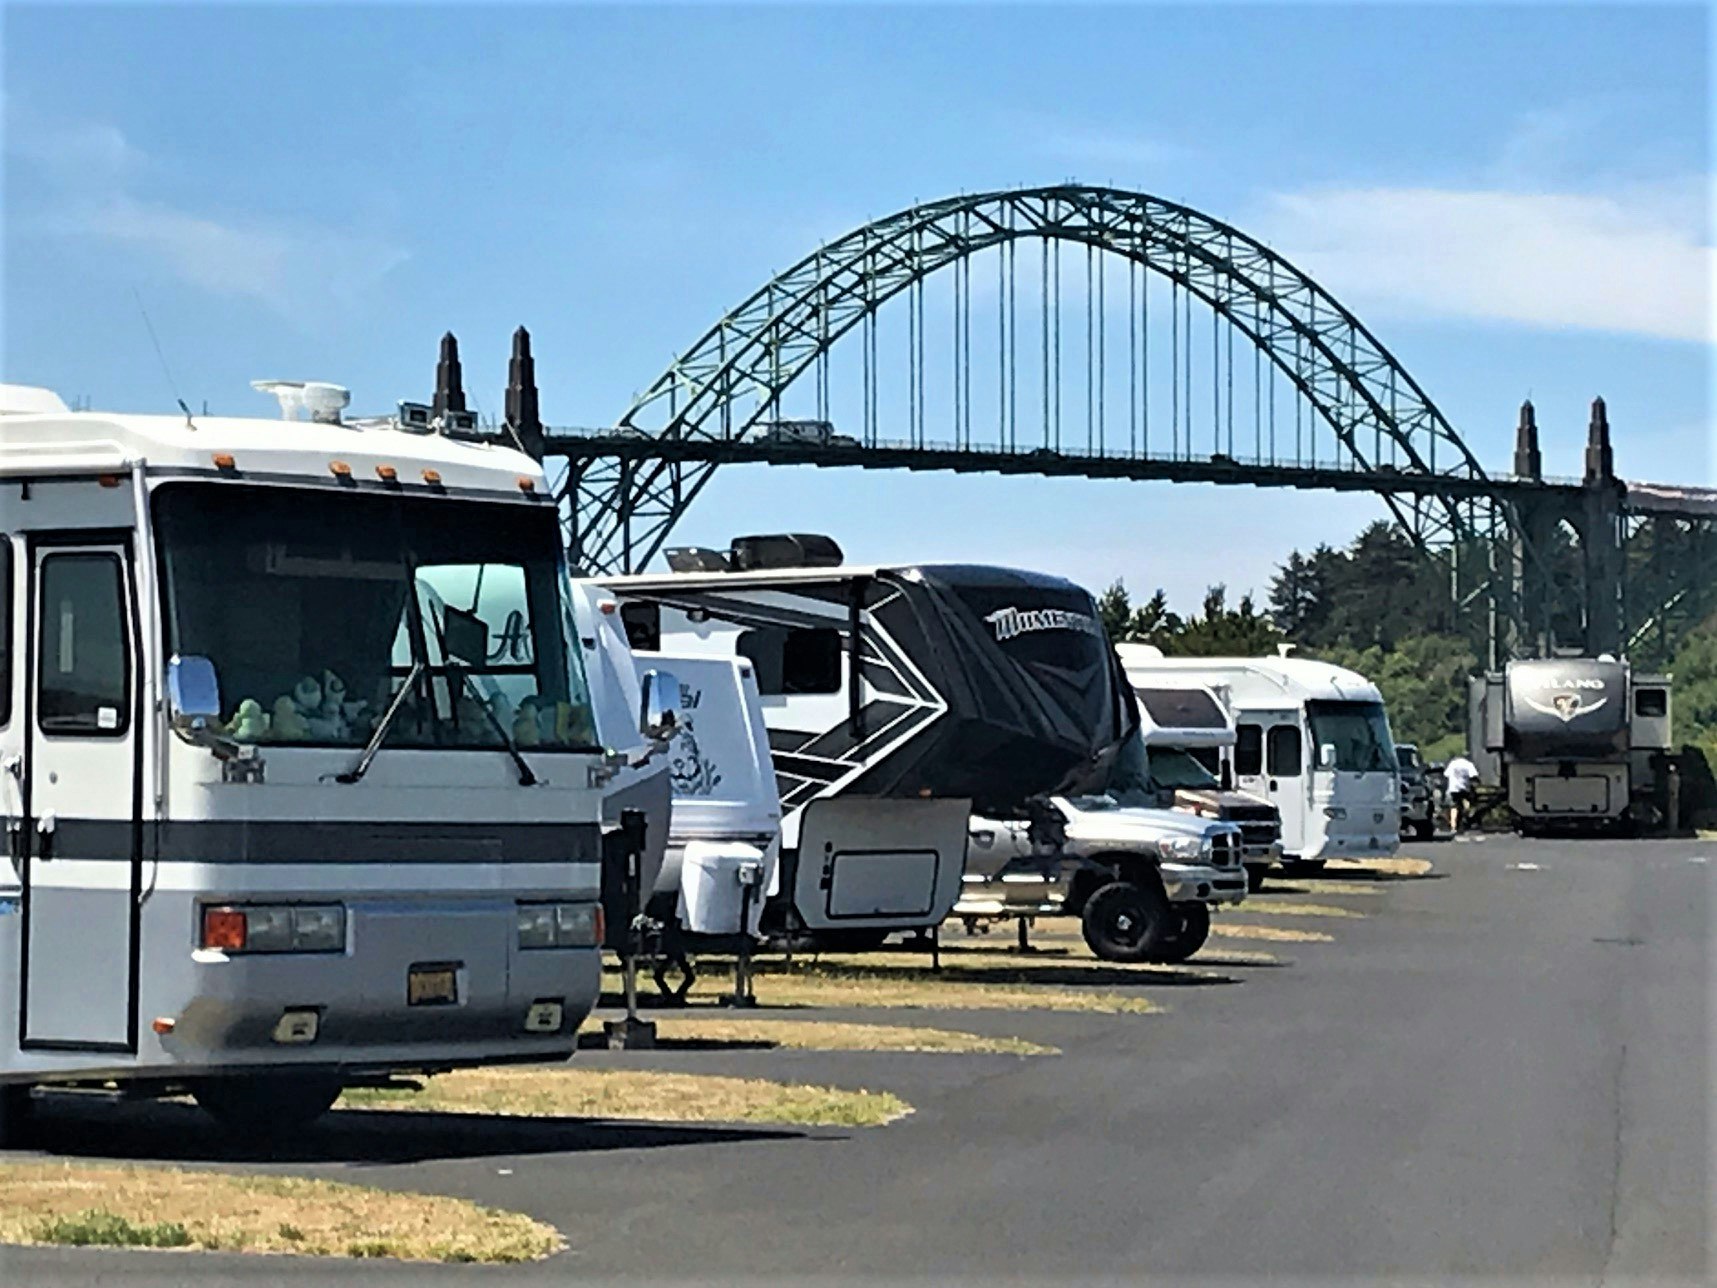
[599,599,618,615]
[517,475,536,493]
[211,453,236,471]
[201,907,247,951]
[98,472,124,488]
[420,468,442,485]
[329,460,353,478]
[375,463,398,481]
[593,905,607,947]
[152,1017,176,1035]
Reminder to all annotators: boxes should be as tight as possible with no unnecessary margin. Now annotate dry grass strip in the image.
[341,1068,909,1128]
[651,1017,1055,1055]
[1260,880,1383,897]
[1210,922,1335,944]
[0,1161,558,1262]
[1326,856,1435,878]
[1229,901,1367,919]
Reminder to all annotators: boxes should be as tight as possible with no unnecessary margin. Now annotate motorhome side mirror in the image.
[1318,742,1338,770]
[167,655,223,731]
[639,669,680,743]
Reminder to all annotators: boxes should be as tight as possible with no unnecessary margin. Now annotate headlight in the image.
[518,902,604,949]
[199,903,346,954]
[1156,835,1205,861]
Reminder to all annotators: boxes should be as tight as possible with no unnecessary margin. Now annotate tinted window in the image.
[1634,688,1667,718]
[1267,725,1303,777]
[621,602,660,652]
[0,536,10,726]
[738,626,843,695]
[38,553,130,736]
[1135,687,1226,729]
[1235,723,1263,777]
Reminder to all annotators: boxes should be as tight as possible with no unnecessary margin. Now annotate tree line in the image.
[1102,520,1717,772]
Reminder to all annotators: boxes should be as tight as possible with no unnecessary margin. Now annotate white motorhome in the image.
[596,536,1139,949]
[1117,646,1401,866]
[0,382,662,1143]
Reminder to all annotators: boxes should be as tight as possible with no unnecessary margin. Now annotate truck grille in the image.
[1210,832,1242,869]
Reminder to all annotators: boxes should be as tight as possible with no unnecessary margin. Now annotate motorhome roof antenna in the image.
[132,287,196,429]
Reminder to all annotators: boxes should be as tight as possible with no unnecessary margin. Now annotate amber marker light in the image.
[201,907,247,951]
[599,599,618,615]
[517,475,536,493]
[329,460,353,478]
[375,463,399,482]
[211,453,236,471]
[98,473,124,488]
[152,1017,176,1035]
[421,468,443,486]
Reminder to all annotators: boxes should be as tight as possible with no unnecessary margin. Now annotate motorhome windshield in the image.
[1306,700,1395,773]
[154,485,598,751]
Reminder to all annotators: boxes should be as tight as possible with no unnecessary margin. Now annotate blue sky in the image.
[4,2,1710,607]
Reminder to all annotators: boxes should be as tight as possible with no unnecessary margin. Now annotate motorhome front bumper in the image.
[1161,862,1248,906]
[157,897,602,1069]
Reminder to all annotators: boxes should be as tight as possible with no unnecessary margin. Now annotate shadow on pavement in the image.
[20,1095,801,1166]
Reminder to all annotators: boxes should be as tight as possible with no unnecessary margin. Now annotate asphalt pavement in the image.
[3,835,1710,1285]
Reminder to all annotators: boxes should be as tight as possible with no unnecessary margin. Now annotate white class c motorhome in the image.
[0,381,654,1142]
[596,536,1140,950]
[1116,645,1401,866]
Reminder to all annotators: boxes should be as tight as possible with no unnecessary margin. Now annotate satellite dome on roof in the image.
[251,379,350,425]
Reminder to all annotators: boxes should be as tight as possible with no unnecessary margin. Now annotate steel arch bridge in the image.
[547,184,1713,663]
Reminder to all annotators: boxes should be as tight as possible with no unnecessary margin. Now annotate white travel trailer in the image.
[0,382,659,1143]
[634,650,782,939]
[1117,645,1401,866]
[596,536,1139,949]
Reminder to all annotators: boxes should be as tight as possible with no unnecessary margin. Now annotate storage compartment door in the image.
[793,796,972,930]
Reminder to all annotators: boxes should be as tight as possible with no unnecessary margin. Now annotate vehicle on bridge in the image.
[1115,646,1402,869]
[1468,658,1672,835]
[0,381,654,1144]
[595,535,1138,950]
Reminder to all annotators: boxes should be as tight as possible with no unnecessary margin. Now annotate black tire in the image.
[193,1073,342,1135]
[1080,880,1172,962]
[1411,817,1435,841]
[1147,903,1212,964]
[1285,857,1325,873]
[1245,865,1268,894]
[0,1083,36,1150]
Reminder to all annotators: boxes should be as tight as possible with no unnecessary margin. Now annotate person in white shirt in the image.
[1443,754,1479,832]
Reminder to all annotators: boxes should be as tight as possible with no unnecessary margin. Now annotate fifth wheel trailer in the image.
[595,535,1140,949]
[1468,657,1672,834]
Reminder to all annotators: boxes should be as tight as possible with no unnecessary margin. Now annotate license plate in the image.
[407,964,459,1007]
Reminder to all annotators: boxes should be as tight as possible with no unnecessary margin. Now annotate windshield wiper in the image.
[335,661,425,785]
[451,666,539,787]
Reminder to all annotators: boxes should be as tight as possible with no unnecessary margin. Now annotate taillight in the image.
[201,907,247,951]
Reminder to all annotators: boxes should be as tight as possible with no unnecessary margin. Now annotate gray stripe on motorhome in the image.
[30,819,603,864]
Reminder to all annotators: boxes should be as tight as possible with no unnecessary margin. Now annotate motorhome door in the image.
[1233,711,1307,855]
[20,542,141,1051]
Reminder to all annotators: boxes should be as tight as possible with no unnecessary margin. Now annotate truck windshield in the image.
[1306,700,1395,773]
[1148,747,1221,790]
[154,484,598,751]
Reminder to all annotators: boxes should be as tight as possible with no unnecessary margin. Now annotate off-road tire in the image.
[193,1074,342,1135]
[1080,880,1172,962]
[1147,902,1211,964]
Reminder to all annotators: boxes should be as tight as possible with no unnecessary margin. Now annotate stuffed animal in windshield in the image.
[513,696,542,747]
[270,694,309,741]
[229,698,269,743]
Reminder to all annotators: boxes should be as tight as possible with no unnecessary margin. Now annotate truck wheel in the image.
[1411,818,1435,841]
[193,1074,342,1135]
[1080,880,1171,962]
[1148,903,1211,964]
[1245,865,1267,894]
